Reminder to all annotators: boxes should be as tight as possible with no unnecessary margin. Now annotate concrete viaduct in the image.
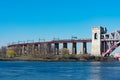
[8,27,120,57]
[8,39,91,55]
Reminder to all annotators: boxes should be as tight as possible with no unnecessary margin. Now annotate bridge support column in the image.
[22,45,25,55]
[34,44,38,54]
[23,45,27,54]
[40,44,44,54]
[63,43,67,48]
[91,27,103,56]
[46,44,51,54]
[38,44,41,54]
[101,41,107,53]
[47,44,52,54]
[14,46,17,54]
[82,42,87,54]
[72,42,77,54]
[27,45,32,54]
[44,44,47,54]
[55,43,59,54]
[91,27,107,56]
[18,46,22,55]
[32,44,35,54]
[26,45,29,54]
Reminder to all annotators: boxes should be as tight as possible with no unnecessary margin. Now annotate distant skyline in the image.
[0,0,120,48]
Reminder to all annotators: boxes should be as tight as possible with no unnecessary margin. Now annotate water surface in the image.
[0,61,120,80]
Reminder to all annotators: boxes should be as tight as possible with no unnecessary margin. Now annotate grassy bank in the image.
[0,54,118,62]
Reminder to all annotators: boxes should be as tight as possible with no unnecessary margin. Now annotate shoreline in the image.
[0,56,118,62]
[0,54,118,62]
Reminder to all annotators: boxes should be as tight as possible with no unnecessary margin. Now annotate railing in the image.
[8,38,92,47]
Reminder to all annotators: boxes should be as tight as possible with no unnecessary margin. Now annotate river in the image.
[0,61,120,80]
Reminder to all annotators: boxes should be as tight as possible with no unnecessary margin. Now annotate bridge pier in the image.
[82,42,87,54]
[91,27,107,56]
[40,44,44,54]
[17,46,22,56]
[102,41,107,53]
[63,43,67,48]
[21,45,25,55]
[32,44,35,54]
[26,45,29,54]
[24,45,28,54]
[44,44,48,54]
[38,44,40,54]
[34,44,39,54]
[72,42,77,54]
[55,43,59,54]
[47,44,52,54]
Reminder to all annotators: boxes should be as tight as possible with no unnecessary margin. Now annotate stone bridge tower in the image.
[91,27,107,56]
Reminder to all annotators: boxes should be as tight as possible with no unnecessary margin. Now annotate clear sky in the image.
[0,0,120,48]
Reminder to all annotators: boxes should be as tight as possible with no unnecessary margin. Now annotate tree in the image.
[61,48,69,54]
[6,49,15,58]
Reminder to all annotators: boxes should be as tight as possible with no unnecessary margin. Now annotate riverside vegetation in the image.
[0,48,118,62]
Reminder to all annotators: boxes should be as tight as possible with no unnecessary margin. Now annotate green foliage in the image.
[6,49,16,58]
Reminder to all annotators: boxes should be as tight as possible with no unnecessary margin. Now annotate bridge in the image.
[91,27,120,56]
[8,26,120,57]
[8,39,91,55]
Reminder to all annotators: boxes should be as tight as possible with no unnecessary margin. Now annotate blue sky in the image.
[0,0,120,48]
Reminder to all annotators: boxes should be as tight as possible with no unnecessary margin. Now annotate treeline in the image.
[6,48,70,58]
[0,47,117,62]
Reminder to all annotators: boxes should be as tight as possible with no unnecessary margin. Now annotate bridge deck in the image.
[8,39,92,47]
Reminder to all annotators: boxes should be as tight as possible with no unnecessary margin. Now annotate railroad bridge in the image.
[8,27,120,57]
